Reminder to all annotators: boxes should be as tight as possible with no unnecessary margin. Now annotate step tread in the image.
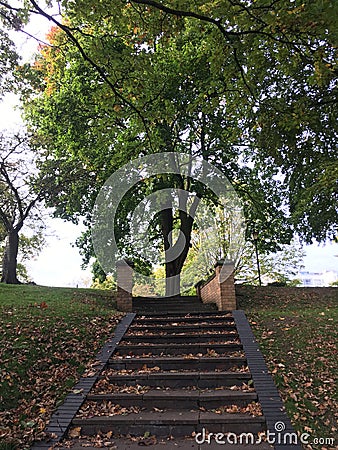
[87,390,257,400]
[135,315,233,322]
[66,440,272,450]
[102,371,251,379]
[135,312,230,318]
[122,333,239,339]
[73,411,265,424]
[110,356,246,363]
[116,343,242,349]
[64,436,273,450]
[130,322,236,327]
[73,411,199,424]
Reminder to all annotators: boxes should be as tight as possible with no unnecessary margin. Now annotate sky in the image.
[0,8,337,287]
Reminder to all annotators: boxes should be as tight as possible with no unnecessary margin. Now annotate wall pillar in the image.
[116,260,134,312]
[218,260,237,311]
[198,260,237,311]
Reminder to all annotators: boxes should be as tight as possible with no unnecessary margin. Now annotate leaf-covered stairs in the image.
[33,296,300,449]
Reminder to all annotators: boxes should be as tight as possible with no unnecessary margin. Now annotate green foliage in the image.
[18,233,46,263]
[236,241,305,286]
[0,29,18,99]
[4,0,335,277]
[91,274,116,290]
[0,232,45,283]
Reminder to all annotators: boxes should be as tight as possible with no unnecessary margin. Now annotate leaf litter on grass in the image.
[0,285,123,449]
[243,287,337,449]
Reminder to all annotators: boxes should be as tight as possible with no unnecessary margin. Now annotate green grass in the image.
[0,284,122,450]
[1,284,337,450]
[238,286,337,448]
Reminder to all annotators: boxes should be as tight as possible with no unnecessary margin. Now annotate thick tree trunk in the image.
[1,229,21,284]
[160,207,193,297]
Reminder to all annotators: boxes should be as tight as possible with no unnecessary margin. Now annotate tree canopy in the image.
[1,0,337,287]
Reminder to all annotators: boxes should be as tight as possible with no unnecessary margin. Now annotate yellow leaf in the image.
[69,427,81,438]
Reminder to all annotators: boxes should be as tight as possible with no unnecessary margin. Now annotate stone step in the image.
[120,333,239,344]
[66,438,272,450]
[136,311,232,318]
[108,356,247,371]
[87,389,258,409]
[72,411,266,437]
[100,371,251,388]
[128,323,237,333]
[134,315,234,325]
[134,315,234,324]
[132,298,214,309]
[133,301,207,307]
[134,308,216,314]
[133,296,201,303]
[115,342,243,356]
[133,298,210,306]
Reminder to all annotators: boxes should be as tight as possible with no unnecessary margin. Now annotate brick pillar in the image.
[217,260,237,311]
[116,260,134,312]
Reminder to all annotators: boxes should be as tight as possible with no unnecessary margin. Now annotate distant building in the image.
[299,270,338,287]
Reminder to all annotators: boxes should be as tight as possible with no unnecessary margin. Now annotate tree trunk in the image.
[160,206,193,297]
[1,229,21,284]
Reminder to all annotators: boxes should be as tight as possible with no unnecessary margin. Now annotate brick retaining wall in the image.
[197,261,237,311]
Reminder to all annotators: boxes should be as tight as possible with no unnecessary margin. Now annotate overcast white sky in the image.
[0,9,336,287]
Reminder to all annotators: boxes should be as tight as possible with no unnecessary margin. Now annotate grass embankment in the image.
[1,285,337,450]
[238,286,337,448]
[0,284,122,450]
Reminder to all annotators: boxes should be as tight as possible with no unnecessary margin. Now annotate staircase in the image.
[132,295,217,314]
[53,300,274,449]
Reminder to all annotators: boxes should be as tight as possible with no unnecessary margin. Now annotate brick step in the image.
[115,342,243,356]
[121,333,239,344]
[86,390,258,409]
[108,356,247,371]
[99,371,251,388]
[72,411,266,437]
[128,323,237,333]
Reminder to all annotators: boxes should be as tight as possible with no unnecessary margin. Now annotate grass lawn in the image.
[0,284,122,450]
[238,286,337,449]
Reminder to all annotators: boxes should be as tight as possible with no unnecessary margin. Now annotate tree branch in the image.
[0,162,24,221]
[28,0,155,151]
[130,0,238,41]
